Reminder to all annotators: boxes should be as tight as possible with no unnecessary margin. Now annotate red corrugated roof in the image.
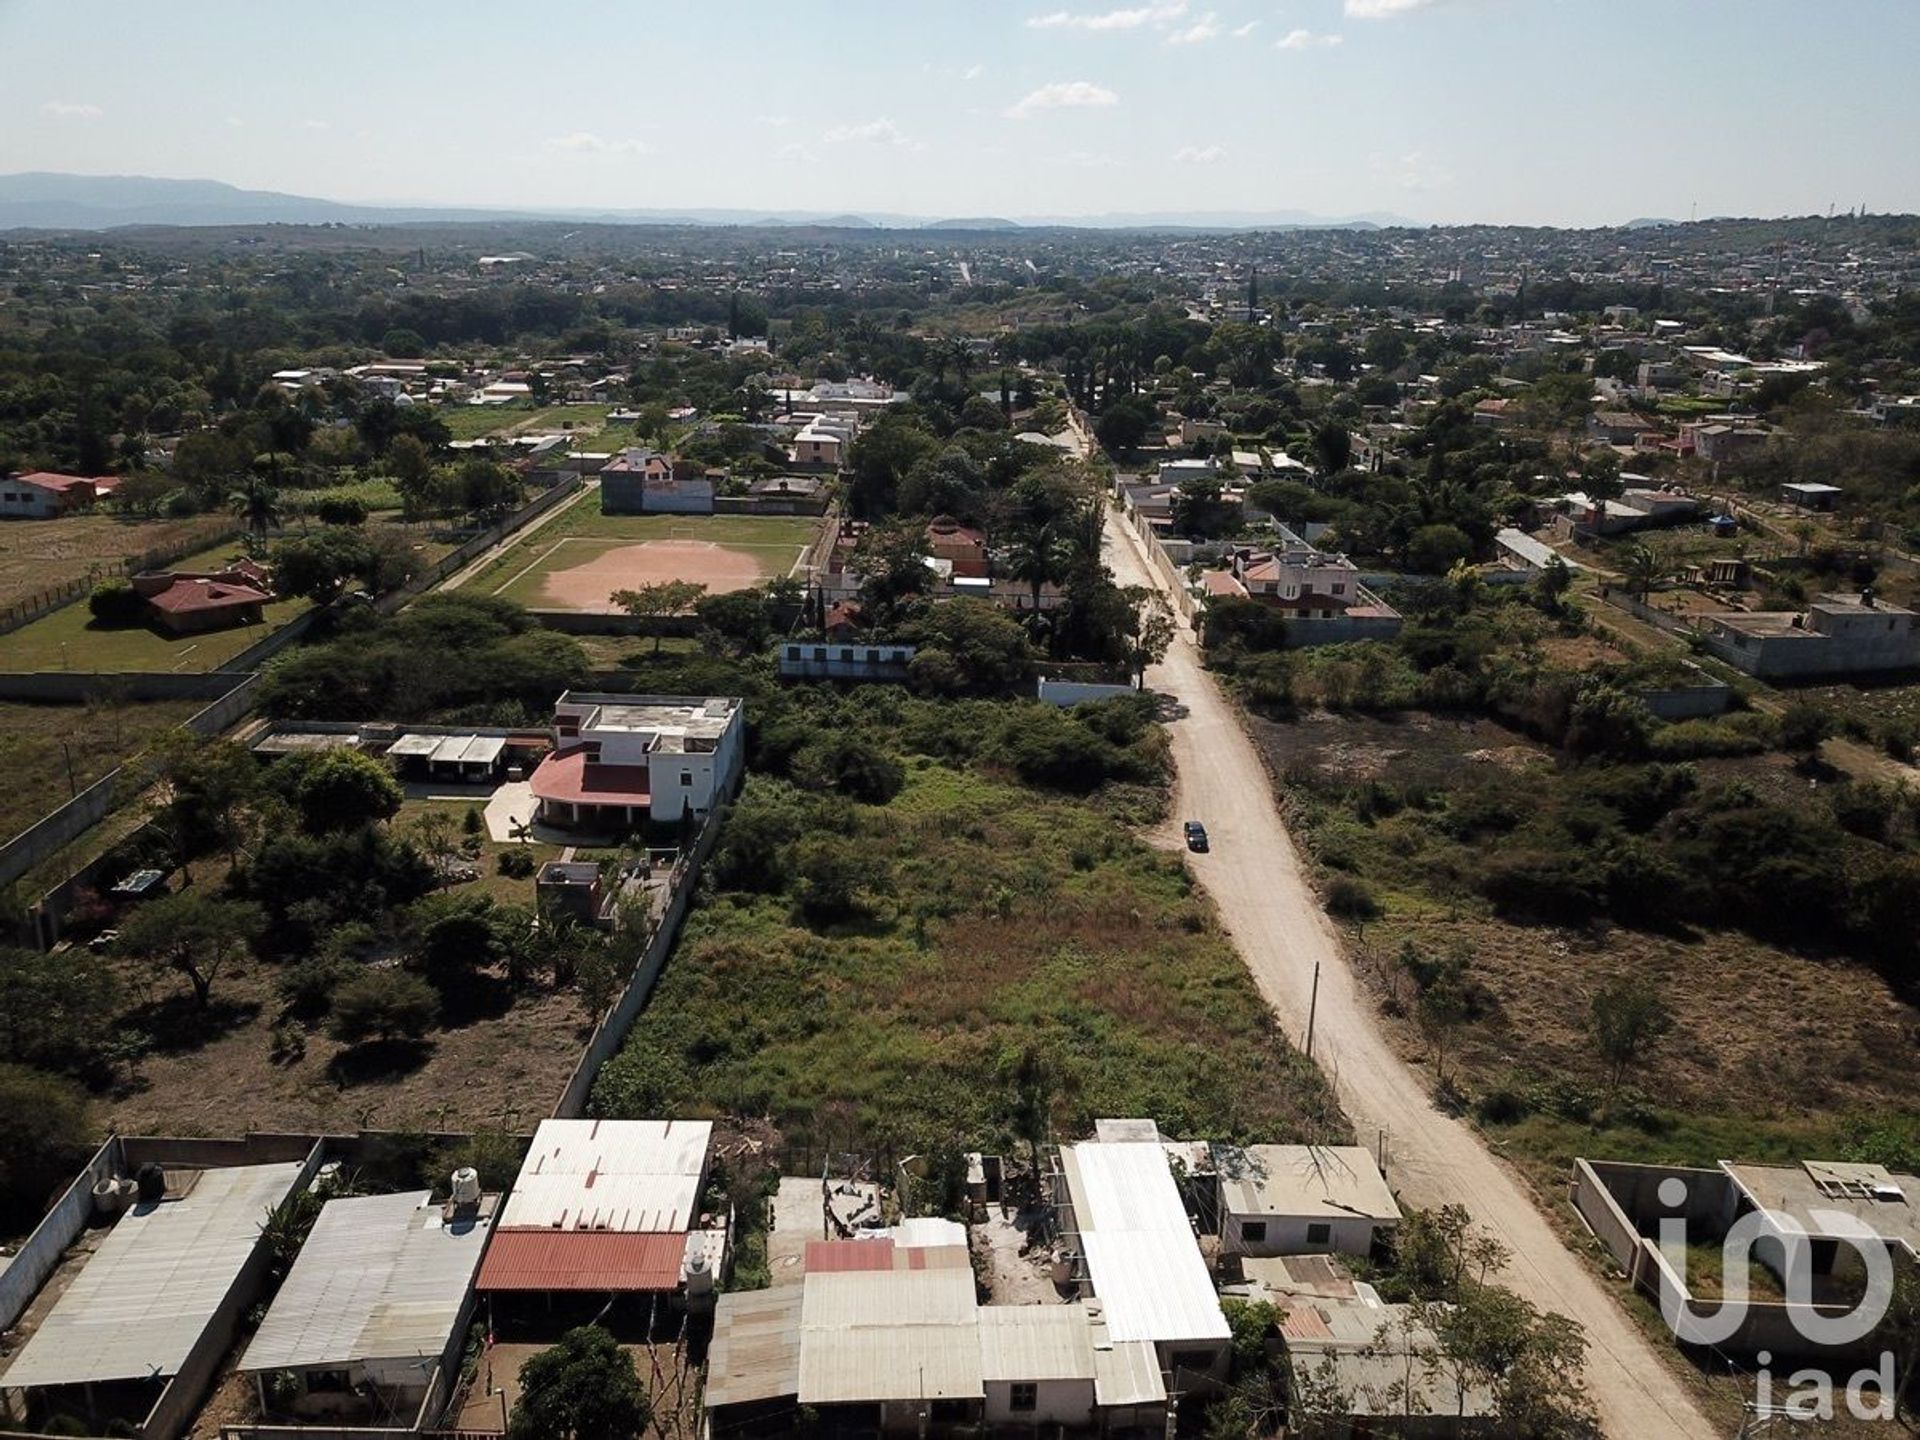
[528,750,651,807]
[805,1239,895,1273]
[477,1230,685,1292]
[16,472,108,493]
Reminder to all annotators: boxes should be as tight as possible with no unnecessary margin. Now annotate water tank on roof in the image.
[684,1247,714,1297]
[450,1167,482,1206]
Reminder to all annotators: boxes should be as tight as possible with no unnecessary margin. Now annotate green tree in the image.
[1776,699,1834,760]
[854,522,936,623]
[0,1064,92,1220]
[1533,554,1573,609]
[88,577,145,627]
[272,526,377,604]
[329,970,439,1044]
[230,473,283,541]
[456,457,522,524]
[1620,541,1664,601]
[1406,523,1474,575]
[116,892,265,1010]
[612,579,707,655]
[509,1326,649,1440]
[286,748,405,834]
[0,948,120,1077]
[1122,587,1175,687]
[1093,395,1157,455]
[1586,974,1675,1096]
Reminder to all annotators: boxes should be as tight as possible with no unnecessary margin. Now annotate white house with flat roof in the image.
[529,693,744,829]
[1213,1144,1400,1258]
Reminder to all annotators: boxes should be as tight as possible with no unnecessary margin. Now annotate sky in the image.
[2,0,1917,227]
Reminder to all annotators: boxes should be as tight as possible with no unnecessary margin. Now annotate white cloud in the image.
[1026,2,1185,31]
[1232,20,1259,36]
[1372,148,1453,190]
[40,101,102,120]
[757,113,793,128]
[1345,0,1438,17]
[1276,27,1343,49]
[1174,144,1225,164]
[1165,11,1221,43]
[300,119,330,132]
[774,141,820,164]
[1004,80,1120,119]
[822,116,922,149]
[545,131,651,156]
[223,115,245,129]
[962,63,985,80]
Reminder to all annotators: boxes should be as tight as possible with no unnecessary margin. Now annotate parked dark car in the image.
[1183,821,1209,853]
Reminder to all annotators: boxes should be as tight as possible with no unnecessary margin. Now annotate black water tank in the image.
[135,1162,166,1203]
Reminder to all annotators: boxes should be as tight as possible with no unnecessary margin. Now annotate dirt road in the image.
[1102,507,1714,1439]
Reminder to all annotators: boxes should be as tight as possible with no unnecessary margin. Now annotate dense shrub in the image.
[88,576,145,626]
[329,970,439,1044]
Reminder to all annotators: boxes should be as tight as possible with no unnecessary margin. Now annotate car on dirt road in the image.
[1183,821,1209,852]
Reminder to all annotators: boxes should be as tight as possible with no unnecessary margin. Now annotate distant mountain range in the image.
[0,172,1423,233]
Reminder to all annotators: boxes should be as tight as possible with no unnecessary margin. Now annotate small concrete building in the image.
[1213,1144,1400,1258]
[1703,591,1920,679]
[1782,481,1844,512]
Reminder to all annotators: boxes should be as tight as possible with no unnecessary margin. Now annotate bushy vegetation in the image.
[595,686,1342,1155]
[260,592,588,721]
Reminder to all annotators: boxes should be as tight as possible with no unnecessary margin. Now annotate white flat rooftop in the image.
[2,1162,304,1390]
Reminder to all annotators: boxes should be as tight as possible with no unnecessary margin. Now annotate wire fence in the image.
[0,519,239,639]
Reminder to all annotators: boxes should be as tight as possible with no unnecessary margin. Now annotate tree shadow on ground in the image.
[429,968,519,1029]
[327,1037,435,1088]
[116,994,261,1054]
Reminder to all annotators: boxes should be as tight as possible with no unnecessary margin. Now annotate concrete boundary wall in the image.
[550,803,726,1118]
[1037,678,1140,707]
[0,1137,123,1332]
[0,672,250,703]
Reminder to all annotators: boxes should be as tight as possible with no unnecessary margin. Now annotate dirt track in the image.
[1101,507,1714,1439]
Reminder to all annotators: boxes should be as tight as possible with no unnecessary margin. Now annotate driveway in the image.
[1102,508,1713,1440]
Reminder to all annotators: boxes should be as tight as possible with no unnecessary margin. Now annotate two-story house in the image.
[528,693,744,830]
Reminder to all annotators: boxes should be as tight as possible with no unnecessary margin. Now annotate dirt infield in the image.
[529,539,789,613]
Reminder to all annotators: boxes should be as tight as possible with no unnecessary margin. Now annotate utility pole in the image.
[1305,961,1321,1061]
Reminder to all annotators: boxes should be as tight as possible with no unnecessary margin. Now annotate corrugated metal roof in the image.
[1,1163,305,1390]
[1062,1136,1226,1348]
[1090,1339,1165,1407]
[496,1118,711,1232]
[1214,1145,1400,1224]
[706,1287,803,1410]
[1065,1142,1192,1235]
[497,1172,699,1233]
[241,1191,489,1374]
[805,1239,895,1273]
[475,1230,684,1292]
[797,1268,982,1404]
[976,1305,1094,1382]
[1079,1231,1228,1345]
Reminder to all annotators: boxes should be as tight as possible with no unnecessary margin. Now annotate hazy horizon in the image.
[3,0,1917,228]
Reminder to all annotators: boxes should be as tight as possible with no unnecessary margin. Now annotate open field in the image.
[0,514,234,612]
[595,751,1347,1154]
[0,697,204,840]
[1249,707,1920,1196]
[435,402,617,443]
[472,500,821,611]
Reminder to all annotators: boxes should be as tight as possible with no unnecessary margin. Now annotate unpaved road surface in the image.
[1103,507,1714,1439]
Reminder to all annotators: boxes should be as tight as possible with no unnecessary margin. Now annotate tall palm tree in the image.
[1004,521,1075,617]
[1621,542,1664,601]
[230,474,283,543]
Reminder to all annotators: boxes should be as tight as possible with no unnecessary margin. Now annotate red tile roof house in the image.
[131,559,275,635]
[0,472,117,519]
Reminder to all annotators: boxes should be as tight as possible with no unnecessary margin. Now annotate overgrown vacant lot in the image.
[595,747,1345,1156]
[0,513,232,612]
[1251,706,1920,1191]
[0,696,203,839]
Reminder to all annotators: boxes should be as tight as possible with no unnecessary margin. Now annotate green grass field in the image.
[0,536,311,673]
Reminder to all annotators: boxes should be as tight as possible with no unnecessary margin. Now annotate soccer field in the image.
[485,514,820,612]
